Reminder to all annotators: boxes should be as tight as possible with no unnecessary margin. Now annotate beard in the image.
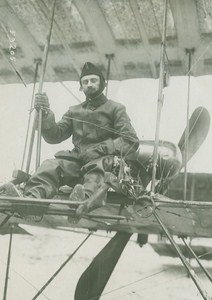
[84,87,98,97]
[81,77,106,99]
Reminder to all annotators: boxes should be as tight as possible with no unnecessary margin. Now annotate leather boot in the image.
[5,182,22,197]
[69,184,86,202]
[4,183,43,222]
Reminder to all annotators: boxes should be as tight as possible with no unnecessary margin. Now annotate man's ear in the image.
[79,85,82,91]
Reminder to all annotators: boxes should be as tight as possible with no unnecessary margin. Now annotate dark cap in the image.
[80,62,105,81]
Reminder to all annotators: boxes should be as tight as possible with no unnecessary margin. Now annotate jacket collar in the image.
[82,93,108,109]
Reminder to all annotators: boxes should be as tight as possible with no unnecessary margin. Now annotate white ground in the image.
[0,226,212,300]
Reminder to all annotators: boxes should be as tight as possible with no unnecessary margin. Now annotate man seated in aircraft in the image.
[7,62,139,217]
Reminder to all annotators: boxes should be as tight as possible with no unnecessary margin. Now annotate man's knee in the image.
[41,158,60,169]
[81,155,114,175]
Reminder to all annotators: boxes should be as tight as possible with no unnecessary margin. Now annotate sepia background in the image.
[1,0,212,299]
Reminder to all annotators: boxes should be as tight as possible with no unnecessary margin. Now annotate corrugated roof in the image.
[0,0,212,84]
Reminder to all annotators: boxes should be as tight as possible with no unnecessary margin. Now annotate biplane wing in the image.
[1,192,212,238]
[0,0,212,85]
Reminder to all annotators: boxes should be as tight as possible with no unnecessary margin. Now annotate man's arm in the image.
[41,110,73,144]
[34,93,73,144]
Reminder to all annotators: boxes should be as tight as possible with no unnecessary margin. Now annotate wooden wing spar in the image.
[0,0,212,84]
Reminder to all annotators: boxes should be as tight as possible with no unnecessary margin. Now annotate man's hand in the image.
[34,93,50,111]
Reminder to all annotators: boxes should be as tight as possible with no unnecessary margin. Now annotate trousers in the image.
[24,156,114,199]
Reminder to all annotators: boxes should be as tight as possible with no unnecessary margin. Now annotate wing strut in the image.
[25,0,56,172]
[150,0,168,194]
[31,232,92,300]
[35,0,57,170]
[154,211,212,300]
[181,237,212,283]
[21,59,41,172]
[155,106,210,193]
[105,53,114,97]
[3,225,14,300]
[183,48,194,200]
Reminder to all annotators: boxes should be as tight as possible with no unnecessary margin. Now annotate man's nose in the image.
[87,80,92,87]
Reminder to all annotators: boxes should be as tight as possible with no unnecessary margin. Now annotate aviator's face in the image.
[81,75,100,97]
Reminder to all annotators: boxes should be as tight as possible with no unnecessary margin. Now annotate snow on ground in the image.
[0,226,212,300]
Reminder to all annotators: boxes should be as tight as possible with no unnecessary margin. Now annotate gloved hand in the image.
[34,92,50,111]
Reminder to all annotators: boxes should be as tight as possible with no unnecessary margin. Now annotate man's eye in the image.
[91,79,97,83]
[82,80,88,85]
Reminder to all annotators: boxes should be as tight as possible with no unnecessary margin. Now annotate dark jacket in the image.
[41,94,139,164]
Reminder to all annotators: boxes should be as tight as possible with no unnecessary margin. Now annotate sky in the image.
[0,75,212,183]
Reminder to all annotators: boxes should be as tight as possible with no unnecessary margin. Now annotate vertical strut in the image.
[183,48,194,201]
[154,211,211,300]
[3,225,14,300]
[35,0,57,170]
[182,237,212,283]
[22,60,41,172]
[105,54,114,97]
[0,214,13,229]
[150,0,168,194]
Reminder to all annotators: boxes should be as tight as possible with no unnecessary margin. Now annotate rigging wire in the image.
[0,255,50,299]
[156,105,208,195]
[0,236,211,300]
[150,0,168,194]
[59,82,82,103]
[182,237,212,283]
[31,232,92,300]
[106,272,200,300]
[21,60,41,171]
[99,248,212,299]
[186,40,212,76]
[66,116,139,143]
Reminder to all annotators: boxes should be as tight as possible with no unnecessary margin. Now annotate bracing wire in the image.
[0,255,50,299]
[66,116,139,144]
[97,248,212,299]
[31,232,92,300]
[59,82,82,104]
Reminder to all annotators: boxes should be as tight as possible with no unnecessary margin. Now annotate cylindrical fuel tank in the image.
[127,140,182,179]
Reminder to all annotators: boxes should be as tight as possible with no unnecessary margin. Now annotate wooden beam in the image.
[36,0,81,76]
[0,0,57,82]
[129,0,158,78]
[169,0,202,74]
[74,0,124,79]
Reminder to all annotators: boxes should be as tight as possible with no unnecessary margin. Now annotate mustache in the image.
[85,87,96,94]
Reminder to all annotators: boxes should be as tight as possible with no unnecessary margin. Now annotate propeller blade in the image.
[178,106,210,168]
[155,107,210,193]
[74,231,132,300]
